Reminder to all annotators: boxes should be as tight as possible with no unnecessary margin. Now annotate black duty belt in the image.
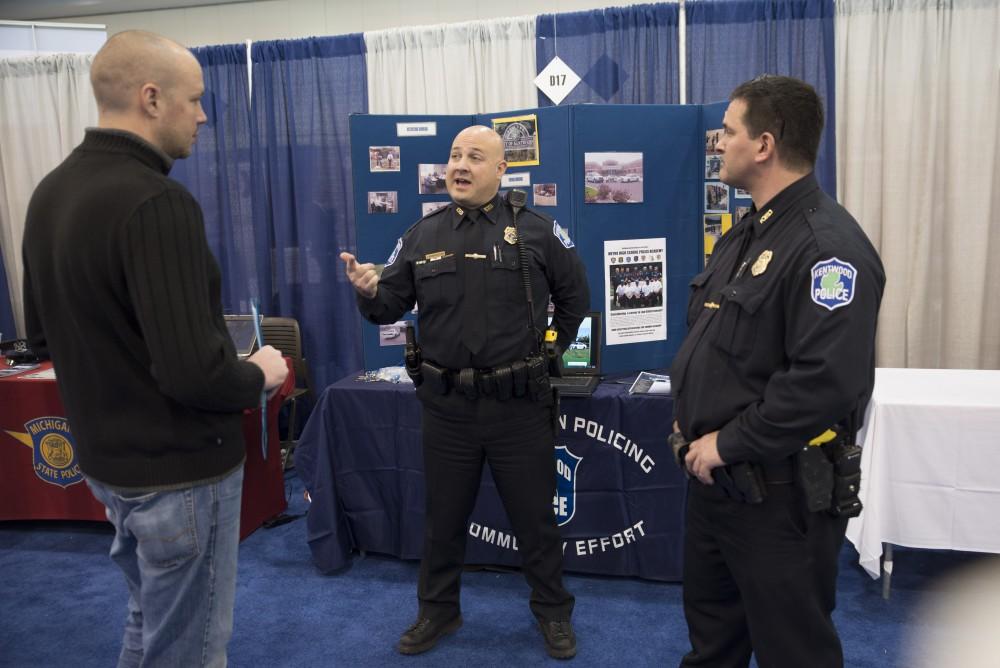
[420,359,530,400]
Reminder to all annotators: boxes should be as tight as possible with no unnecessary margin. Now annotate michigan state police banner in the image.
[297,374,687,581]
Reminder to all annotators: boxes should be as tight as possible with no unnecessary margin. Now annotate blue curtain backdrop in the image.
[171,44,262,313]
[536,3,681,105]
[686,0,837,195]
[250,35,368,393]
[0,262,15,341]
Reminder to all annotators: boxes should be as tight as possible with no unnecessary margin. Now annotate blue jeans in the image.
[86,464,244,668]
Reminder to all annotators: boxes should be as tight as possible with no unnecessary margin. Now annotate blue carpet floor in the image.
[0,472,991,667]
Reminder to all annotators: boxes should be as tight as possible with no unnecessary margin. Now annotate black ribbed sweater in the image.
[22,129,264,488]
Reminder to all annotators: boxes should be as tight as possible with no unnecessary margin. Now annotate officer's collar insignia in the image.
[751,250,773,277]
[386,237,403,267]
[455,206,464,216]
[553,220,574,248]
[482,202,494,213]
[810,257,858,311]
[503,226,517,245]
[759,209,773,223]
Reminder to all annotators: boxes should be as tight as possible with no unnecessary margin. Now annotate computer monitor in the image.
[547,312,602,374]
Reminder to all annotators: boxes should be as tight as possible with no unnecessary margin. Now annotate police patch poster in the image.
[491,114,540,167]
[604,238,667,345]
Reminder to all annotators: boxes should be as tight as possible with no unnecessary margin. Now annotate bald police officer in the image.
[341,126,589,659]
[670,76,885,667]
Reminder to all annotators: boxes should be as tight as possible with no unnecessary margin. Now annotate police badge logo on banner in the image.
[553,445,582,526]
[810,257,857,311]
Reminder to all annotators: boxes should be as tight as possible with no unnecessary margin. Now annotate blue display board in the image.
[349,105,708,374]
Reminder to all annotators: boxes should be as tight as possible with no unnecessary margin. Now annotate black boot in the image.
[539,619,577,659]
[397,615,463,655]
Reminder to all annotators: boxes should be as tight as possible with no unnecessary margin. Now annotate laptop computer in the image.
[549,311,602,397]
[223,315,260,359]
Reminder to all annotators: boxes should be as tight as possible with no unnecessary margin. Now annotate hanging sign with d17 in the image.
[534,57,581,106]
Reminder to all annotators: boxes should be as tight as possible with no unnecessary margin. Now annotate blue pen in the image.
[250,300,268,461]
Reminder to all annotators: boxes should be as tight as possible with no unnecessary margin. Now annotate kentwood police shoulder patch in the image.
[810,257,857,311]
[386,238,402,267]
[26,417,82,488]
[553,220,574,248]
[553,445,582,526]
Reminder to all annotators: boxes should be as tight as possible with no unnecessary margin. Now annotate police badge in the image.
[503,226,517,245]
[751,250,772,276]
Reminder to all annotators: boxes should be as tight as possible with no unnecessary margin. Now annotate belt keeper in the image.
[458,368,477,399]
[495,366,513,401]
[478,371,495,396]
[510,360,527,397]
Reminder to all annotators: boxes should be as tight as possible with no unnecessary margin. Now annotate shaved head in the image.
[445,125,507,207]
[90,30,197,113]
[454,125,505,161]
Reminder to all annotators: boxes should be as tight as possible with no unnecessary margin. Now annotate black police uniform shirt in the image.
[357,193,590,370]
[670,173,885,465]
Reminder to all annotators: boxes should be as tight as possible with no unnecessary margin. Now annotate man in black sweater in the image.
[22,30,288,668]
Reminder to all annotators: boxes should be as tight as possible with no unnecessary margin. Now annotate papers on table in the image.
[628,371,671,395]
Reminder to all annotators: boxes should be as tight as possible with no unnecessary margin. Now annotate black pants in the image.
[415,389,574,623]
[680,482,848,668]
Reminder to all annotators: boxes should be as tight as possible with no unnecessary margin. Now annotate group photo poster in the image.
[603,238,667,346]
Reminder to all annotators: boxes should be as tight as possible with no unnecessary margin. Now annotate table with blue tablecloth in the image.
[296,372,685,581]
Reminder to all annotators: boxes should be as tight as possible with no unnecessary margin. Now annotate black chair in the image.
[260,317,312,469]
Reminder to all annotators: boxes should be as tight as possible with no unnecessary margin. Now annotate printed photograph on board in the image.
[584,152,643,204]
[367,191,398,214]
[705,154,722,179]
[369,146,400,172]
[705,128,723,154]
[422,201,449,216]
[705,182,730,213]
[417,164,448,195]
[533,183,557,207]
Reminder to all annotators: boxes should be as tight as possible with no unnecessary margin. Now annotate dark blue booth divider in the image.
[350,104,724,376]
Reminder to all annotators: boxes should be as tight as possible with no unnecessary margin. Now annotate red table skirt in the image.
[0,360,291,540]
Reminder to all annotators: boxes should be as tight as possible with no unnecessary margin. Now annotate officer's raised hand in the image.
[339,251,379,299]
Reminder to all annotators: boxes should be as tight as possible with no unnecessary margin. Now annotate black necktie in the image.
[461,210,487,355]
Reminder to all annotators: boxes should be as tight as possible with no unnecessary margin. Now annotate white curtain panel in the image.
[0,54,97,337]
[365,16,537,115]
[835,0,1000,369]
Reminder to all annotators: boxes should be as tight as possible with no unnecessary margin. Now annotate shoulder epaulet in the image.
[803,195,860,255]
[402,202,452,236]
[416,202,452,223]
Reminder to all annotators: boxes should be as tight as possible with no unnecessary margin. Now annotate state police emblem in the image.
[553,445,582,526]
[810,257,857,311]
[26,417,82,488]
[552,221,575,249]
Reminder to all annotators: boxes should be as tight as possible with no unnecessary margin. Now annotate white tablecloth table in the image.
[846,368,1000,593]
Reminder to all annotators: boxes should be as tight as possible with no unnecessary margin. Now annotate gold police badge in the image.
[751,250,773,277]
[503,226,517,244]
